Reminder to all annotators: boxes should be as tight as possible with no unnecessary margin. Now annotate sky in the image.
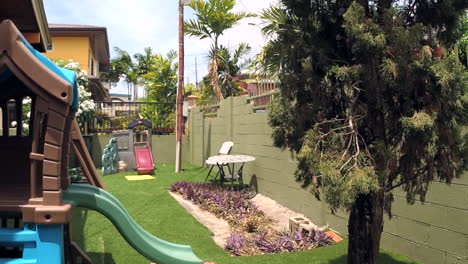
[43,0,276,95]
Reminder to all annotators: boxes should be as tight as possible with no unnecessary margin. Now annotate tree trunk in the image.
[347,191,384,264]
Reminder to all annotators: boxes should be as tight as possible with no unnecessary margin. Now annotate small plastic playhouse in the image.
[113,119,155,174]
[0,20,202,264]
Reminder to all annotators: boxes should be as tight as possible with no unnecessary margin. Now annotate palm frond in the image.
[184,19,212,39]
[260,4,289,37]
[233,43,252,63]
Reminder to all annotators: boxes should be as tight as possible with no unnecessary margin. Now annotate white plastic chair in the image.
[205,141,234,180]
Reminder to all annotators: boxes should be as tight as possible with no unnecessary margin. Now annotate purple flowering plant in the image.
[171,181,335,256]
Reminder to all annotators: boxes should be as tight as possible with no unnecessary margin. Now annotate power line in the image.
[238,0,251,12]
[184,53,205,57]
[195,57,198,86]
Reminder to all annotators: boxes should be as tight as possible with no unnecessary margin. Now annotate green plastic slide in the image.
[63,184,204,264]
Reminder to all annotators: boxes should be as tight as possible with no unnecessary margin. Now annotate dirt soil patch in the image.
[251,194,319,232]
[170,191,320,247]
[170,192,231,247]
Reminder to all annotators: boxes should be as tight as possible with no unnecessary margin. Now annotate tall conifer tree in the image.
[268,0,468,263]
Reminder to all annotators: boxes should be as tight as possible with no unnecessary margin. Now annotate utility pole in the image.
[195,57,199,89]
[175,0,185,173]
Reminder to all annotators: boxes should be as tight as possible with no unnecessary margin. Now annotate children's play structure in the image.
[113,119,155,174]
[0,20,202,264]
[101,138,119,175]
[130,119,155,174]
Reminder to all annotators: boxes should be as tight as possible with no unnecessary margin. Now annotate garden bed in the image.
[171,181,334,256]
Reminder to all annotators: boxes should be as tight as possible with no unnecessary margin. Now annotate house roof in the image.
[49,23,110,64]
[0,0,51,52]
[49,24,106,30]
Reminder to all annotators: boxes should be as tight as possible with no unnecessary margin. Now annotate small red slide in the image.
[134,144,155,175]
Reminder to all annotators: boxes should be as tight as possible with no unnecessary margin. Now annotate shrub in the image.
[225,232,246,256]
[171,182,267,226]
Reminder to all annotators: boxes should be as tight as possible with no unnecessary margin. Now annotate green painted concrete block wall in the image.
[187,95,468,264]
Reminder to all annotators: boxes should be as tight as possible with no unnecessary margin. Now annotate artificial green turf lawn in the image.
[71,163,419,264]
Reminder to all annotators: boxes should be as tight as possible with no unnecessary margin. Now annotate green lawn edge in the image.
[71,163,419,264]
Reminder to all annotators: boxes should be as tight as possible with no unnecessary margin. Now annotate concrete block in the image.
[424,182,468,210]
[242,145,285,160]
[239,106,252,115]
[239,114,267,125]
[332,208,349,219]
[300,198,326,226]
[429,226,467,257]
[446,208,468,234]
[384,216,430,245]
[381,232,446,264]
[232,134,274,147]
[264,124,273,135]
[391,196,447,228]
[281,159,299,174]
[233,96,248,106]
[237,124,265,135]
[299,222,318,234]
[289,216,309,233]
[445,253,468,264]
[251,156,284,173]
[450,171,468,186]
[324,213,348,235]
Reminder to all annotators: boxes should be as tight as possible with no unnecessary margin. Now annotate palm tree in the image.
[133,47,156,98]
[184,0,255,100]
[109,47,158,100]
[253,3,298,78]
[216,43,251,97]
[109,47,136,100]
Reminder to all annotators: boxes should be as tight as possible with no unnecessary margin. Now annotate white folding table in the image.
[205,154,256,186]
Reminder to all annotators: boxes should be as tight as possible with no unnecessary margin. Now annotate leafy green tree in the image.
[197,76,217,105]
[253,4,293,77]
[267,0,468,263]
[457,13,468,67]
[195,43,251,104]
[109,47,157,99]
[108,47,136,98]
[184,83,198,94]
[185,0,254,100]
[140,50,178,128]
[216,43,251,98]
[134,47,157,98]
[133,47,155,76]
[108,48,178,127]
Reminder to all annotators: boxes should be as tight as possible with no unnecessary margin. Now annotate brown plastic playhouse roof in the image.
[0,20,74,106]
[0,19,105,190]
[0,20,105,229]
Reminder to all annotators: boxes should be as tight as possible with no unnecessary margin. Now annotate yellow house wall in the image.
[45,36,91,72]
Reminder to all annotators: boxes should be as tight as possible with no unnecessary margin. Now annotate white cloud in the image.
[43,0,277,94]
[184,0,276,84]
